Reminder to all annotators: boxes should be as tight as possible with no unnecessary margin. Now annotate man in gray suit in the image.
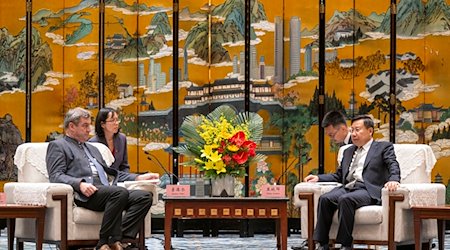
[46,107,159,250]
[304,115,401,250]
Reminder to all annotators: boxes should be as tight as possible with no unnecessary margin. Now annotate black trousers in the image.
[75,185,153,246]
[313,182,377,247]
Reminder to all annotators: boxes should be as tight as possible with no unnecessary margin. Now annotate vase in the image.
[211,175,235,197]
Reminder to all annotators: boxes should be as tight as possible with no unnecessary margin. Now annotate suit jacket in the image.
[46,136,138,202]
[318,141,400,201]
[89,132,130,172]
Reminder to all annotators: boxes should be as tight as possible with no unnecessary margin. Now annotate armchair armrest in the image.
[381,183,446,210]
[293,182,342,207]
[119,181,158,205]
[4,182,74,207]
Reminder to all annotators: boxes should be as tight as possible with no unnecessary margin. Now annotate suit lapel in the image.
[342,145,358,179]
[363,141,377,168]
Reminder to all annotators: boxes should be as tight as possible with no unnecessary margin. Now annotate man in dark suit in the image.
[304,115,401,250]
[46,107,159,250]
[322,110,352,145]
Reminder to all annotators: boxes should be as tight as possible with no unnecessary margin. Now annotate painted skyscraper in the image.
[274,16,284,83]
[233,55,239,75]
[250,45,258,79]
[259,56,265,79]
[148,58,155,92]
[304,45,312,72]
[183,48,189,81]
[239,51,245,76]
[138,63,145,86]
[290,16,301,77]
[154,63,166,90]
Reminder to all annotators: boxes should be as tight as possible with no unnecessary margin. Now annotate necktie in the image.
[82,144,109,186]
[345,147,363,188]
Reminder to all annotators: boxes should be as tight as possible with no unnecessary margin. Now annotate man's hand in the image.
[80,182,98,197]
[384,181,400,192]
[136,172,160,181]
[304,175,319,182]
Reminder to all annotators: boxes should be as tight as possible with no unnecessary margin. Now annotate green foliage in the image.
[119,113,138,137]
[139,121,169,142]
[358,102,373,115]
[269,104,312,170]
[440,109,450,122]
[287,70,318,80]
[308,87,345,118]
[446,179,450,204]
[398,120,414,131]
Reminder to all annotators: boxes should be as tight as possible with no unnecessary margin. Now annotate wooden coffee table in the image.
[0,204,46,250]
[412,205,450,250]
[163,197,288,250]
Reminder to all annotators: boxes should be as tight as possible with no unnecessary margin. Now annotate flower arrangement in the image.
[174,105,266,179]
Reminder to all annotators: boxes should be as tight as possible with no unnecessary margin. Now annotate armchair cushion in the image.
[332,205,383,225]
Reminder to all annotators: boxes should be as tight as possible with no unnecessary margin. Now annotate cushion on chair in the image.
[73,207,104,225]
[332,205,383,225]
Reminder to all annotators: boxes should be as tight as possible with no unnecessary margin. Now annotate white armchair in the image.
[293,144,446,249]
[4,142,158,249]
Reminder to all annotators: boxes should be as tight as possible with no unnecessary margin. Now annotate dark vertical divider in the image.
[98,0,105,109]
[389,0,397,143]
[172,0,179,184]
[318,0,325,174]
[25,0,32,142]
[244,0,250,197]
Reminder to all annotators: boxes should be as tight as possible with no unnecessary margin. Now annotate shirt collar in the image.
[344,132,351,144]
[359,138,373,152]
[64,135,84,147]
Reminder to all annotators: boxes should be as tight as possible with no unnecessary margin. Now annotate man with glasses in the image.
[322,110,352,146]
[304,115,401,250]
[46,107,159,250]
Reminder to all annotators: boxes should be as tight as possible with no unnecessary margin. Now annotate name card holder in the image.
[261,184,286,198]
[166,184,191,197]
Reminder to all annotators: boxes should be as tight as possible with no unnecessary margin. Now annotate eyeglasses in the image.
[349,127,363,134]
[326,125,342,139]
[105,119,120,123]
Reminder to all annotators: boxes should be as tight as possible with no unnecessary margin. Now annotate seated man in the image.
[46,107,159,250]
[304,115,401,250]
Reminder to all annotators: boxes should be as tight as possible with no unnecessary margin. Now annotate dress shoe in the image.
[340,246,352,250]
[95,244,111,250]
[122,244,140,250]
[315,243,329,250]
[109,241,124,250]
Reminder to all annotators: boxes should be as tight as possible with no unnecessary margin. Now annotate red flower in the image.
[222,154,232,165]
[242,140,257,156]
[217,141,226,153]
[230,131,246,147]
[232,151,249,165]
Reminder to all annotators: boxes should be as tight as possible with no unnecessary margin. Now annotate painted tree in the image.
[104,72,119,103]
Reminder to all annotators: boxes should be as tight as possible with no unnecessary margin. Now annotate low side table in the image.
[412,205,450,250]
[0,204,46,250]
[163,197,289,250]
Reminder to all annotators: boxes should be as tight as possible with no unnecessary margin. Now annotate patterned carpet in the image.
[0,231,448,249]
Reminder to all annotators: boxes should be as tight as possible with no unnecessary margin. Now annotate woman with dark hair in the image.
[89,107,131,172]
